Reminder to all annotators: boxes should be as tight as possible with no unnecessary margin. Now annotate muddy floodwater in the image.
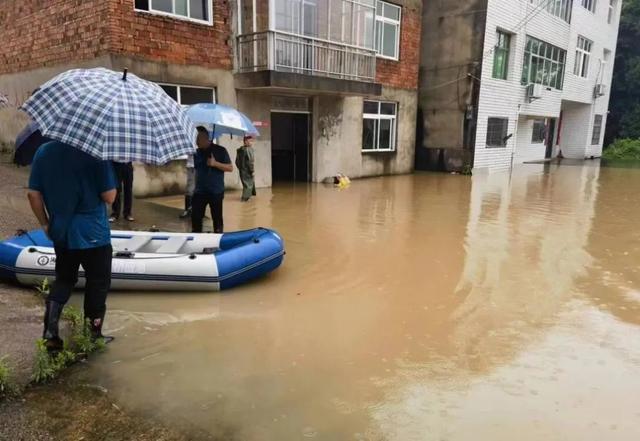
[77,163,640,440]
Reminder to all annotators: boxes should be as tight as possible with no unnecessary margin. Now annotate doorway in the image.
[545,118,557,159]
[271,112,311,182]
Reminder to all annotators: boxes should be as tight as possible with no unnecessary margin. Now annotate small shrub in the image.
[35,278,51,299]
[32,339,68,383]
[32,306,107,383]
[602,138,640,161]
[0,355,17,398]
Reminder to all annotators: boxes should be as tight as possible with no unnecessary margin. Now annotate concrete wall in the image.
[312,86,417,182]
[513,116,550,163]
[559,101,592,159]
[416,0,488,172]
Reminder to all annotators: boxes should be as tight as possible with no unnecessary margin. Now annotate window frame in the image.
[608,0,616,24]
[134,0,214,26]
[521,36,567,90]
[486,117,510,149]
[581,0,597,13]
[492,30,511,80]
[529,0,573,23]
[573,36,593,78]
[374,0,402,61]
[591,114,603,145]
[362,100,398,152]
[157,83,217,106]
[531,119,547,144]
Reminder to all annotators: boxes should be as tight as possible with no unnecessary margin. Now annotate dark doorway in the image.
[545,118,557,159]
[271,112,311,182]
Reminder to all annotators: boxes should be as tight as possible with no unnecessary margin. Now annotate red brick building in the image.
[0,0,422,189]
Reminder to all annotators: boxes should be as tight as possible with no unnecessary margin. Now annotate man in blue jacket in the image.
[191,126,233,233]
[27,141,117,353]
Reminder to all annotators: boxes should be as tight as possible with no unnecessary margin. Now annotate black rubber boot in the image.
[88,316,115,344]
[179,195,192,219]
[43,300,64,353]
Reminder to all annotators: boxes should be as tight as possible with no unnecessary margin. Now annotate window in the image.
[581,0,596,12]
[362,101,397,151]
[486,118,509,148]
[592,114,603,145]
[531,119,547,143]
[529,0,573,23]
[573,36,592,78]
[521,36,567,90]
[134,0,212,24]
[608,0,616,23]
[375,1,401,60]
[159,84,216,105]
[492,31,511,80]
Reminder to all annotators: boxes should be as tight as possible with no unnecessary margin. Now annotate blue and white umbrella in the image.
[186,103,259,139]
[20,68,196,165]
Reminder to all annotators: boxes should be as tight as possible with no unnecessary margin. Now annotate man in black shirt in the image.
[192,126,233,233]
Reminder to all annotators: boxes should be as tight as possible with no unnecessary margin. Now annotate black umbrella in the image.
[13,121,49,166]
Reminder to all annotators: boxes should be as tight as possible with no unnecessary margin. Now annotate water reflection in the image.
[79,165,640,441]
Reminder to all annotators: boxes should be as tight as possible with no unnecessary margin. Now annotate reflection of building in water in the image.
[582,166,640,326]
[453,164,600,362]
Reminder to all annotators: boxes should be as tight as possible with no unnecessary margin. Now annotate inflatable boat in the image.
[0,228,284,291]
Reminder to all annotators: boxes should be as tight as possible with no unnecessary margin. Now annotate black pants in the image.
[49,245,112,320]
[112,162,133,218]
[191,192,224,233]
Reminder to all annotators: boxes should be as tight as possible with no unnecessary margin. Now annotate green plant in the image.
[32,305,108,384]
[461,164,473,176]
[603,138,640,160]
[0,355,17,398]
[35,278,51,299]
[32,339,70,383]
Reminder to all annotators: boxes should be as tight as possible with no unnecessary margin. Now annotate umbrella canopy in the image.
[13,121,50,166]
[20,68,196,165]
[186,103,259,139]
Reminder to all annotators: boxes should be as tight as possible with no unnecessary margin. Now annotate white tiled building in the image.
[474,0,622,172]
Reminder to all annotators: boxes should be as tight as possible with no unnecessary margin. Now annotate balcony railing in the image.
[237,31,377,83]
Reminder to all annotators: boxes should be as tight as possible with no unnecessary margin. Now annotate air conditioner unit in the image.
[526,83,544,101]
[594,84,607,98]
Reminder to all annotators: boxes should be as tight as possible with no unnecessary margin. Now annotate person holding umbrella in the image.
[192,126,233,233]
[21,68,197,352]
[236,135,257,202]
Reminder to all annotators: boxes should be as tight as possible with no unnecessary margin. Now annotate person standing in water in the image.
[28,141,117,352]
[192,126,233,233]
[109,161,134,222]
[235,135,256,202]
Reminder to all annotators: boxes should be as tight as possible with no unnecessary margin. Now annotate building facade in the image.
[0,0,421,194]
[417,0,622,173]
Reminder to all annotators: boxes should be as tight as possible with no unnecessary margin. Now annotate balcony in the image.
[235,30,381,95]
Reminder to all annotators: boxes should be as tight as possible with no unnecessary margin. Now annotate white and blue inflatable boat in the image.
[0,228,284,291]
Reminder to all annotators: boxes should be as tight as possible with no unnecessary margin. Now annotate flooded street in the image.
[82,163,640,440]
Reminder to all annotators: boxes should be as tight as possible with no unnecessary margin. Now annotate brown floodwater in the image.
[75,162,640,440]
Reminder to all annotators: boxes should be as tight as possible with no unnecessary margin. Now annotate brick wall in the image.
[109,0,232,70]
[0,0,233,76]
[0,0,112,75]
[375,2,421,90]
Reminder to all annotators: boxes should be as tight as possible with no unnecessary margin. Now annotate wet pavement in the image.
[67,162,640,440]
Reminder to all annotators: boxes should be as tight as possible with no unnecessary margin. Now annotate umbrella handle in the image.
[122,68,128,81]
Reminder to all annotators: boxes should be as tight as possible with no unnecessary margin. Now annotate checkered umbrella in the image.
[20,68,196,165]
